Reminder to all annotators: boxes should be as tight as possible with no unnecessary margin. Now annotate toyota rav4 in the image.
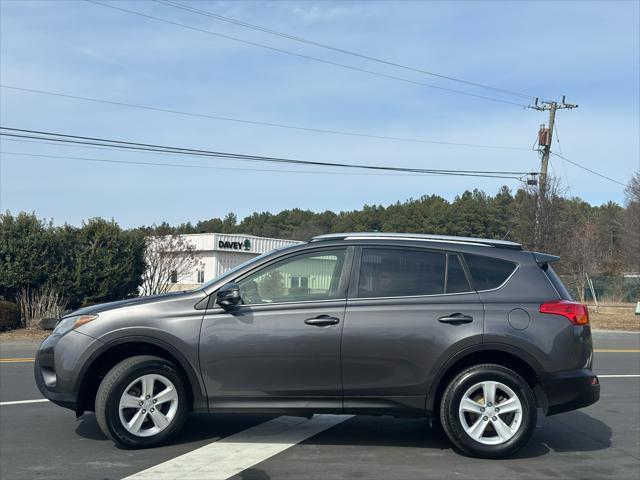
[34,233,599,458]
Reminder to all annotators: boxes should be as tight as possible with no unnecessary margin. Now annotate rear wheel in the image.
[440,364,536,458]
[95,355,188,448]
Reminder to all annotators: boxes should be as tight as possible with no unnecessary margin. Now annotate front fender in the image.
[78,328,208,411]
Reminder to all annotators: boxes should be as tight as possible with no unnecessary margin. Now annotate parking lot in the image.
[1,330,638,480]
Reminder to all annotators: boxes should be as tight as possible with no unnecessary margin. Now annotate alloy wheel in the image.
[118,374,179,437]
[458,380,523,445]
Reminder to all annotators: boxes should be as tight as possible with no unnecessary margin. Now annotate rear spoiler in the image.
[533,252,560,265]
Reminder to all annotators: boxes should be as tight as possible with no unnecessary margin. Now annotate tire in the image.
[439,364,537,458]
[95,355,188,448]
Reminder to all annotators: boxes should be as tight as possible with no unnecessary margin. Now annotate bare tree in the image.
[621,172,640,275]
[562,221,605,303]
[141,234,201,296]
[16,285,67,329]
[512,175,566,254]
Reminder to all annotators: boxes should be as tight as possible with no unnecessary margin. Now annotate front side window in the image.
[237,249,346,305]
[357,248,446,298]
[464,253,517,290]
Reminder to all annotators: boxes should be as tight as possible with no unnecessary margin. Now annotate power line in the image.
[0,151,442,177]
[0,139,527,179]
[6,137,533,179]
[86,0,528,107]
[2,137,317,166]
[155,0,538,101]
[0,127,528,179]
[551,152,626,187]
[0,127,534,179]
[0,85,530,151]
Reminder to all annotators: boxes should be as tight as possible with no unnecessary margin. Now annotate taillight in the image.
[540,300,589,325]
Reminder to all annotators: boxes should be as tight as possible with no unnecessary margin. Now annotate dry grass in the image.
[0,328,50,342]
[587,303,639,332]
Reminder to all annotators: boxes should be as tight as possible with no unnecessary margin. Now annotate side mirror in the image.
[216,282,241,309]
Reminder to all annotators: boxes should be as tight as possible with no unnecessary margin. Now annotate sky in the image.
[1,0,639,228]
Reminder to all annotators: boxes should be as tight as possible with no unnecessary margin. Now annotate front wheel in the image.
[95,355,188,448]
[439,364,537,458]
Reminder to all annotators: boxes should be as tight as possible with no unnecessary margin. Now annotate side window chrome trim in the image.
[473,263,520,293]
[349,290,481,302]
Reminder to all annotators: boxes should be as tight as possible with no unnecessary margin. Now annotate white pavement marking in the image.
[124,414,353,480]
[598,374,640,378]
[0,399,49,406]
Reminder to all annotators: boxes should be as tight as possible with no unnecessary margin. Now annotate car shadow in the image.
[523,410,613,456]
[314,411,613,459]
[75,414,109,441]
[238,469,271,480]
[75,412,279,445]
[75,410,611,459]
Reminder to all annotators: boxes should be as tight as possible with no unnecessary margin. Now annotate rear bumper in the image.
[541,368,600,415]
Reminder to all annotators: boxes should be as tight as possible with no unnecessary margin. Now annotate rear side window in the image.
[358,248,445,298]
[464,254,517,291]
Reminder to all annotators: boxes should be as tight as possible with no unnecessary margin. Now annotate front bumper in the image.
[34,330,102,412]
[541,368,600,415]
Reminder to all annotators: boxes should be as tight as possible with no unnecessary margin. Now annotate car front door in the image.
[200,247,352,411]
[341,246,484,414]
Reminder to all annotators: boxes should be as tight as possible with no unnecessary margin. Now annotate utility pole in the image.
[529,96,578,248]
[531,96,578,191]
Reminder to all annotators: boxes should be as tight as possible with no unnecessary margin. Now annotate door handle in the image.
[438,313,473,324]
[305,315,340,327]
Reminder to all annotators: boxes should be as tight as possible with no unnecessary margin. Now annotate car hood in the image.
[67,291,199,317]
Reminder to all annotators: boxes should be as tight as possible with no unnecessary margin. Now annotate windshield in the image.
[200,245,296,290]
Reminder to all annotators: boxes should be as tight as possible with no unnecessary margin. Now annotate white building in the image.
[162,233,302,290]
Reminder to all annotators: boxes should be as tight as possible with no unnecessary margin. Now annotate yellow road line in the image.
[594,349,640,353]
[0,358,35,363]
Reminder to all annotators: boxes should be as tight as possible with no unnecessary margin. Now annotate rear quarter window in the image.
[543,264,573,300]
[464,253,517,291]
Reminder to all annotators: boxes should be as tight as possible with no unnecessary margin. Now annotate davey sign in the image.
[218,239,252,251]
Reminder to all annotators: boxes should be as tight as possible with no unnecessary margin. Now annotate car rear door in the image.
[199,246,353,411]
[341,246,484,414]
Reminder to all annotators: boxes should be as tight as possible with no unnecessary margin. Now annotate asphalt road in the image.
[1,331,638,480]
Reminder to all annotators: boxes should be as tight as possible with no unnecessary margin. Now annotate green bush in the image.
[1,212,145,309]
[0,300,21,331]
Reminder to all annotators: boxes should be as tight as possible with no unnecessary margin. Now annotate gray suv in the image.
[34,233,599,458]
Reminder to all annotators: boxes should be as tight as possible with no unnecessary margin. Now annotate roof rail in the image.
[310,232,522,250]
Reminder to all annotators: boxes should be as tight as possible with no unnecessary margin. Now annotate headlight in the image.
[53,314,98,335]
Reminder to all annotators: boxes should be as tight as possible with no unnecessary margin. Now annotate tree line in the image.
[1,173,638,313]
